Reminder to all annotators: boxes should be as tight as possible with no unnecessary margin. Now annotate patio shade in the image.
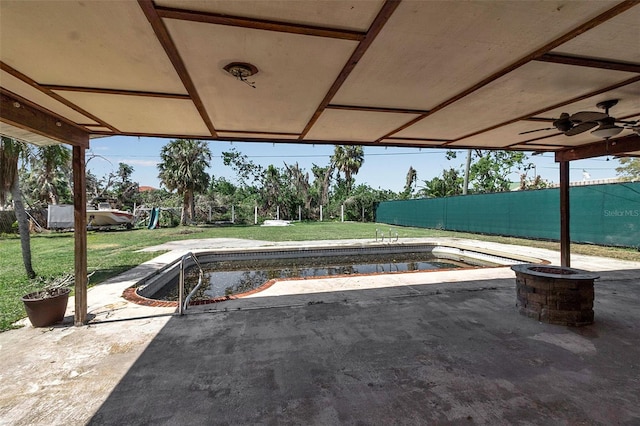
[0,0,638,158]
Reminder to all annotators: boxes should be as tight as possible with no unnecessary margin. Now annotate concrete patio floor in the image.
[1,238,639,425]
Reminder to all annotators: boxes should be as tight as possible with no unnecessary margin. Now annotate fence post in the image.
[254,205,258,225]
[298,205,301,222]
[277,206,280,220]
[320,205,323,222]
[341,204,344,222]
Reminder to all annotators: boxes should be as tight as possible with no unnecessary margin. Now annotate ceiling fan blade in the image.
[519,127,555,135]
[565,121,598,136]
[570,111,608,123]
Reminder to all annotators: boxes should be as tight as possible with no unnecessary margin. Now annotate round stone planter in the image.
[511,264,599,326]
[21,287,71,327]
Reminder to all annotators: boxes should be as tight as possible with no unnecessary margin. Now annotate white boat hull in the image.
[87,209,134,227]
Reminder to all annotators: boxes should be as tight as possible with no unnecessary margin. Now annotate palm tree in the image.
[115,162,138,209]
[331,145,364,194]
[158,139,212,225]
[29,145,71,206]
[117,162,134,183]
[0,137,36,278]
[417,168,463,198]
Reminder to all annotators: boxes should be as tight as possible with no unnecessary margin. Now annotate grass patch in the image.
[1,222,638,331]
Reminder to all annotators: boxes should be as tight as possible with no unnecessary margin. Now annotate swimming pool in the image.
[154,252,467,301]
[127,242,539,307]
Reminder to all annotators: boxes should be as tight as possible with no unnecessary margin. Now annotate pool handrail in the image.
[178,252,204,315]
[375,228,398,243]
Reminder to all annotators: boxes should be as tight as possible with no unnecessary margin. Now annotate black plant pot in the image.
[21,288,71,327]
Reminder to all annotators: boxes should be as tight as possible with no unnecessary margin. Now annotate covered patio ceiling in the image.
[1,0,639,161]
[1,0,640,327]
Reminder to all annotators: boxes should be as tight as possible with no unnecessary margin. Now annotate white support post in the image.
[341,204,344,222]
[277,206,280,220]
[254,205,258,225]
[208,205,211,222]
[298,205,301,222]
[320,205,323,222]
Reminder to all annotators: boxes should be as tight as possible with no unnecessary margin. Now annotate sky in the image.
[86,135,624,193]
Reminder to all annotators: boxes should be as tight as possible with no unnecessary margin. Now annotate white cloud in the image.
[125,159,158,167]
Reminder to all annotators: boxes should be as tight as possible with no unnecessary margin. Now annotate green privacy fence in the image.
[376,182,640,248]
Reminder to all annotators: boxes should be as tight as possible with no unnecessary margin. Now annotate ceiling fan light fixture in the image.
[223,62,258,88]
[591,124,622,139]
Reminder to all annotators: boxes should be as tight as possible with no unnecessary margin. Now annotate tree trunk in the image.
[11,172,36,279]
[463,149,471,195]
[321,165,334,205]
[48,182,59,205]
[180,190,191,225]
[189,191,196,224]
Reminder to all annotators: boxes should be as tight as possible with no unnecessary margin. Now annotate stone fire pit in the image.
[511,264,599,326]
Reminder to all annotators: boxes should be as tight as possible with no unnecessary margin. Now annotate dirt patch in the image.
[108,341,142,354]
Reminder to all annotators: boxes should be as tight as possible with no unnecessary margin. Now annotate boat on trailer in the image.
[87,203,135,228]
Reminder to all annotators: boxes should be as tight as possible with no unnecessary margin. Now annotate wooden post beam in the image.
[555,134,640,162]
[73,146,88,325]
[559,161,570,268]
[0,90,89,148]
[1,88,90,325]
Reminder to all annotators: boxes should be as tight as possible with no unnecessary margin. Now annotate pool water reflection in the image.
[159,253,465,301]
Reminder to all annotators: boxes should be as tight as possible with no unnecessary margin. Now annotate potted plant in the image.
[21,273,74,327]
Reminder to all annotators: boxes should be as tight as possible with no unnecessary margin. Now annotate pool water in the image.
[158,253,464,301]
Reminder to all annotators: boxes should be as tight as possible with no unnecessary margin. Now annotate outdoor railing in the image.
[178,252,204,315]
[375,228,399,243]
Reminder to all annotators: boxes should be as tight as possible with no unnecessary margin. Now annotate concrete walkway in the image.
[1,238,638,425]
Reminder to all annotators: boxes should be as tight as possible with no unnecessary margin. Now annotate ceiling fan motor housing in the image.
[553,116,573,132]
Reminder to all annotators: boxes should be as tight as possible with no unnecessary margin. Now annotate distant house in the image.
[138,186,157,192]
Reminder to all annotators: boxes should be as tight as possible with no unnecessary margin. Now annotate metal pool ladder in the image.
[178,252,204,315]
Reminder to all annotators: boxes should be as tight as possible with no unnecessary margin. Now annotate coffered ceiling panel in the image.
[394,62,637,140]
[551,6,640,63]
[331,0,619,110]
[542,81,640,121]
[0,122,59,147]
[0,70,98,126]
[304,109,419,142]
[447,122,564,149]
[165,19,357,133]
[0,0,185,94]
[54,91,209,136]
[155,0,384,32]
[217,132,299,140]
[1,0,638,159]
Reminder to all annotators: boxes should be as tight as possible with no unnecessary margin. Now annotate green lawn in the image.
[2,222,638,331]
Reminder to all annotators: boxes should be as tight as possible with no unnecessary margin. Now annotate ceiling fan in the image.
[520,99,639,139]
